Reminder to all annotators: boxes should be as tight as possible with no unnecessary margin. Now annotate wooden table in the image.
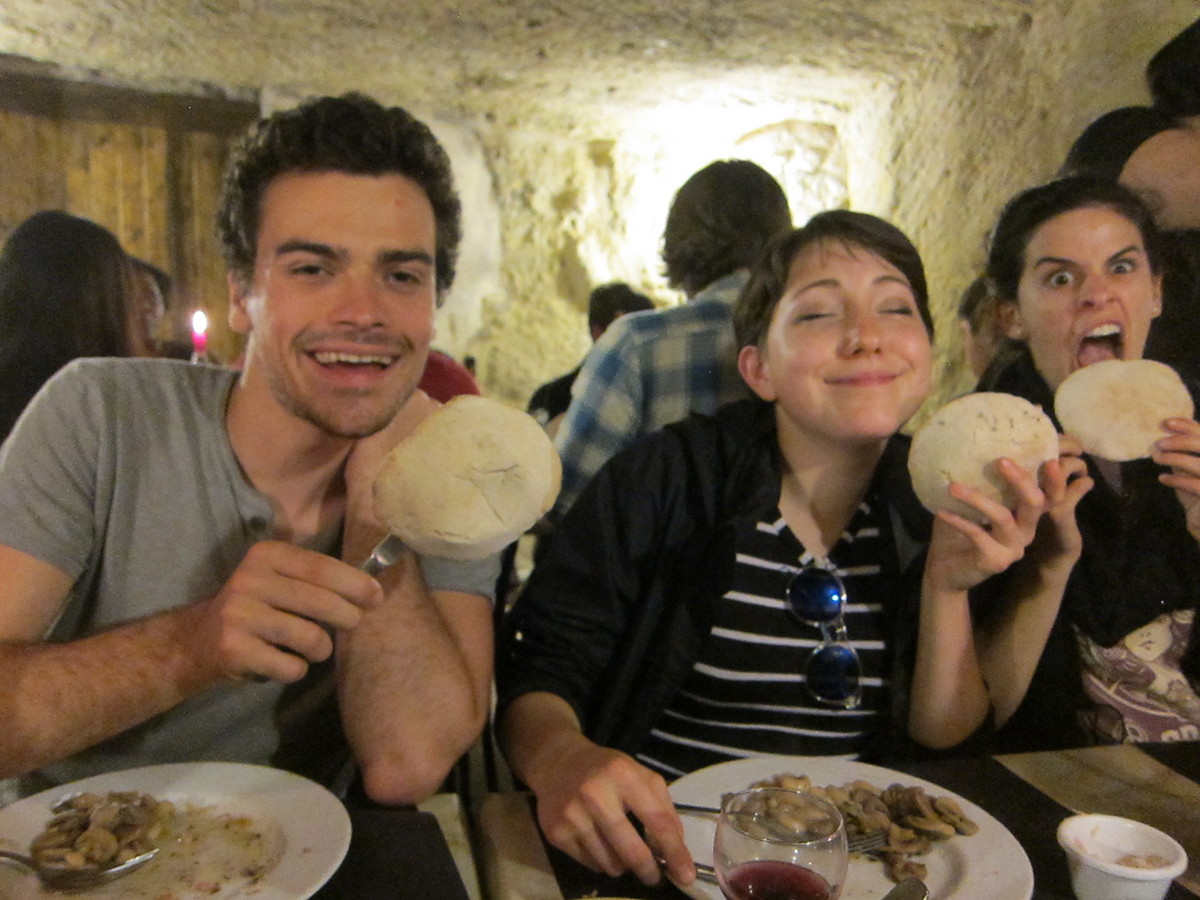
[996,743,1200,896]
[474,743,1200,900]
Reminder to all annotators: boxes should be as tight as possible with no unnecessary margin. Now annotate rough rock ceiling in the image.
[1,0,1033,127]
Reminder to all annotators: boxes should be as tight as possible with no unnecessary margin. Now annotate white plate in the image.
[669,755,1033,900]
[0,762,350,900]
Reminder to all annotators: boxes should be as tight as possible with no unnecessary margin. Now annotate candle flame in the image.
[191,310,208,335]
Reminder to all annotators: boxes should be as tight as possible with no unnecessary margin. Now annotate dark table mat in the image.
[313,807,471,900]
[896,754,1075,900]
[545,753,1197,900]
[1141,741,1200,784]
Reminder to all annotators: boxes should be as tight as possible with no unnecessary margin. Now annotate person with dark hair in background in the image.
[549,161,792,517]
[1147,16,1200,118]
[1060,18,1200,385]
[528,282,654,437]
[957,273,1020,381]
[0,93,497,803]
[0,211,149,442]
[128,257,172,356]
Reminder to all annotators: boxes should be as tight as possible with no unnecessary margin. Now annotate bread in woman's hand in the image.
[908,392,1058,522]
[1055,359,1193,461]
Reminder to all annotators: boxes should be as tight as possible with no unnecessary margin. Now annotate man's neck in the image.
[225,370,353,544]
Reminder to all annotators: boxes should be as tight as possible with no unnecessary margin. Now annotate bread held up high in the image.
[1055,359,1193,461]
[908,392,1058,523]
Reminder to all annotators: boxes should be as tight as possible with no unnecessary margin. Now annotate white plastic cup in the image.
[1057,813,1188,900]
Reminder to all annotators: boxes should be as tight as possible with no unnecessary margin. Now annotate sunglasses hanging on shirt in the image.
[785,564,863,709]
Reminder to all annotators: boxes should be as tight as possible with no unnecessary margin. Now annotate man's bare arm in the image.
[0,546,219,777]
[0,542,378,778]
[335,552,493,805]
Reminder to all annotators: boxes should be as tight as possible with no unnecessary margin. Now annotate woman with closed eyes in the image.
[496,209,1081,889]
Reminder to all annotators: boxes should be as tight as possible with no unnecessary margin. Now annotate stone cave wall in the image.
[2,0,1192,411]
[844,0,1194,416]
[458,0,1195,411]
[459,97,878,406]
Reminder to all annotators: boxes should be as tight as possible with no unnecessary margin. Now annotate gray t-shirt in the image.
[0,358,499,792]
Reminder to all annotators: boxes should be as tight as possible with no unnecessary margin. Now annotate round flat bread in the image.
[372,395,562,560]
[1054,358,1193,461]
[908,392,1059,522]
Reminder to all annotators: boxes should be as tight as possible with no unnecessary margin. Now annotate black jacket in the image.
[497,398,945,766]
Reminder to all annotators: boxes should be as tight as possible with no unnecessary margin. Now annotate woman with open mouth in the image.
[976,174,1200,751]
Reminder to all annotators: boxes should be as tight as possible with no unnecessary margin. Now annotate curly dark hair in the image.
[217,93,462,294]
[985,176,1163,304]
[733,210,933,351]
[662,160,792,297]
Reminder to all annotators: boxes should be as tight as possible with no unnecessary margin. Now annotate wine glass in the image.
[713,787,849,900]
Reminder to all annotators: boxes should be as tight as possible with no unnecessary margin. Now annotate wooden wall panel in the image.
[64,120,172,273]
[0,109,68,236]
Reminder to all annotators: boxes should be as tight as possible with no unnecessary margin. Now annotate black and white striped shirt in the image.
[637,501,892,778]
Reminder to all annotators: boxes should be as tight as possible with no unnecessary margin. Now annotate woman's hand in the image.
[925,457,1047,593]
[1154,417,1200,541]
[1028,434,1092,570]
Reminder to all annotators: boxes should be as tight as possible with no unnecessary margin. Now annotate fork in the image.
[847,830,887,854]
[360,534,407,576]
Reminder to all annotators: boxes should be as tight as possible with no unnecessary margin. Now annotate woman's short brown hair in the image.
[733,210,934,350]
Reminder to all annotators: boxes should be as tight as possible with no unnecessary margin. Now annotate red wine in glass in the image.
[719,859,832,900]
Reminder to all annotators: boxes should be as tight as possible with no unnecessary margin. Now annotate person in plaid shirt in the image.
[549,160,792,519]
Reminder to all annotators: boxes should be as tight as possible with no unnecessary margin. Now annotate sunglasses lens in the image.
[806,644,861,705]
[787,568,846,624]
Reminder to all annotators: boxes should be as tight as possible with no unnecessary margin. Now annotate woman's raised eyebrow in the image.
[1107,244,1142,262]
[1033,245,1142,269]
[1032,255,1076,269]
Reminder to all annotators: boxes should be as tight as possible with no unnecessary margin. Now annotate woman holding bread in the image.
[978,175,1200,749]
[496,210,1082,888]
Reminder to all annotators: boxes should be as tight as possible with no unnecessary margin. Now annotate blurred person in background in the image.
[957,273,1019,381]
[528,281,655,438]
[129,257,174,357]
[1060,17,1200,384]
[0,210,149,442]
[549,160,792,518]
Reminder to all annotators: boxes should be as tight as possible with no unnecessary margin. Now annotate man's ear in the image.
[737,343,778,402]
[998,301,1027,340]
[228,273,252,335]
